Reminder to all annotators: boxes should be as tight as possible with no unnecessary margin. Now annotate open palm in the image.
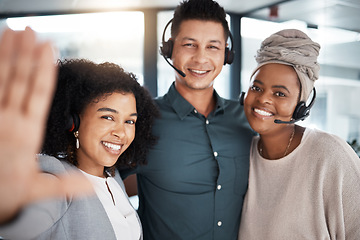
[0,28,92,224]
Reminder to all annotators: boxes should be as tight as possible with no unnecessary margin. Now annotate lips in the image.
[101,141,122,152]
[253,108,273,117]
[188,68,210,75]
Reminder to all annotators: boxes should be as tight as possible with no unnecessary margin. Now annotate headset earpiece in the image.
[292,101,307,120]
[160,19,174,59]
[66,113,80,132]
[292,87,316,121]
[224,32,235,65]
[224,47,234,65]
[239,91,245,106]
[160,39,173,59]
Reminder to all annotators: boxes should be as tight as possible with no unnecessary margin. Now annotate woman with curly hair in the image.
[0,57,158,240]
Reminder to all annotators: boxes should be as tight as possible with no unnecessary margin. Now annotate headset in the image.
[239,87,316,124]
[65,113,80,132]
[159,19,235,77]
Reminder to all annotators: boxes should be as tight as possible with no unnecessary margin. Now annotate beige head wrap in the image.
[251,29,321,102]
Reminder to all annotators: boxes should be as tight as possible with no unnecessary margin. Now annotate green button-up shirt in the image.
[136,83,254,240]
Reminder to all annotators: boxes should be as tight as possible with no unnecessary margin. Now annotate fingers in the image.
[27,41,57,115]
[0,27,57,152]
[0,28,15,105]
[25,41,57,140]
[0,27,56,120]
[1,27,36,110]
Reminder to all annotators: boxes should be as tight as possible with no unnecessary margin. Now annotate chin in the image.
[103,159,119,167]
[248,121,270,135]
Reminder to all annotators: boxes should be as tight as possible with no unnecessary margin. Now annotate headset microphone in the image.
[274,116,306,124]
[162,53,186,77]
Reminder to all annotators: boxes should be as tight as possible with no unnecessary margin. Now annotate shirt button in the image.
[205,119,209,124]
[194,109,198,113]
[217,185,222,190]
[214,152,218,157]
[217,221,222,227]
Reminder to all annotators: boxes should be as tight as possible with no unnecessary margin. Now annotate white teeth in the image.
[254,108,272,116]
[191,69,207,74]
[102,141,121,151]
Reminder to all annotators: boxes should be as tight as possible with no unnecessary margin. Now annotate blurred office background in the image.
[0,0,359,154]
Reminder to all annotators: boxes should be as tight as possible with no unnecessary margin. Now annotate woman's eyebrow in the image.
[272,85,290,94]
[253,79,263,85]
[97,107,118,113]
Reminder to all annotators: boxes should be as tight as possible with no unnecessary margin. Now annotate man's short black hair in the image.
[171,0,230,40]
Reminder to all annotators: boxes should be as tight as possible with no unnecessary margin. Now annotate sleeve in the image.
[0,155,71,239]
[323,133,360,239]
[340,142,360,239]
[118,165,139,180]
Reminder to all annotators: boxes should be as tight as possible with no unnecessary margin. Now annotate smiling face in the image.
[76,92,137,177]
[171,19,226,93]
[244,63,300,135]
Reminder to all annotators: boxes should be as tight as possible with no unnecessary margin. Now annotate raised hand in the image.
[0,28,92,224]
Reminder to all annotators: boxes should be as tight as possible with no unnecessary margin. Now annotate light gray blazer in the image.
[0,155,142,240]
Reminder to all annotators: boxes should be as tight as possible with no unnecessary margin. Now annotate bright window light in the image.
[308,26,360,45]
[6,11,143,34]
[241,17,360,45]
[241,17,307,40]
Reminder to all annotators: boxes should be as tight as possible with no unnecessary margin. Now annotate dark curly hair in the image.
[41,59,159,175]
[171,0,230,40]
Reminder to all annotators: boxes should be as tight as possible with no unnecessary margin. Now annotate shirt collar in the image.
[165,82,225,120]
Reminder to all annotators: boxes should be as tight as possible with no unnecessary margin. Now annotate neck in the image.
[259,125,299,160]
[77,162,106,178]
[175,82,216,117]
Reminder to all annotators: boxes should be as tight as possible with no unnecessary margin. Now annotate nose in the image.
[257,91,273,105]
[112,123,126,139]
[192,47,208,63]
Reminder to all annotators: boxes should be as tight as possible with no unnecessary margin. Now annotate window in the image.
[5,11,145,85]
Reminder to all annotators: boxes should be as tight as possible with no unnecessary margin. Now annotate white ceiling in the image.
[0,0,282,15]
[0,0,358,34]
[248,0,360,33]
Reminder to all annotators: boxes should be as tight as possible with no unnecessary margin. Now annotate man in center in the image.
[123,0,254,239]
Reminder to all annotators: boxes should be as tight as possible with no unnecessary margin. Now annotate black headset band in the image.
[306,87,316,110]
[162,19,173,43]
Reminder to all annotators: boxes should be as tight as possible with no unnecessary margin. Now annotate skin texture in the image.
[244,63,304,160]
[0,28,93,224]
[172,20,227,117]
[77,93,137,177]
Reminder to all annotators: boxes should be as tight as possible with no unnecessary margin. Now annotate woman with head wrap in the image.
[238,29,360,239]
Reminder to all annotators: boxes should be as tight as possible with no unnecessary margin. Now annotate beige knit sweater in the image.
[239,128,360,240]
